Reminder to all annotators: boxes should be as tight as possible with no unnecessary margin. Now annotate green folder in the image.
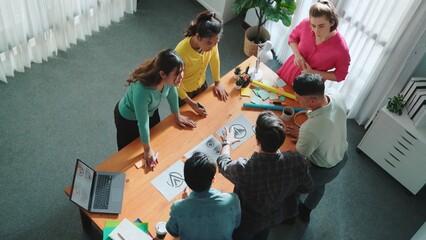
[103,219,149,240]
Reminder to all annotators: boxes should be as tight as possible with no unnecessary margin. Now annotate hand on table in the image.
[286,126,299,143]
[190,101,207,117]
[175,114,197,128]
[182,187,190,199]
[214,82,229,101]
[143,148,158,170]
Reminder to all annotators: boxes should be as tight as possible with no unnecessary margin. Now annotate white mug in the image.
[281,106,295,121]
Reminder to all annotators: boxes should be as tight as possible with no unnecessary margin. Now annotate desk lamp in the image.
[250,40,273,81]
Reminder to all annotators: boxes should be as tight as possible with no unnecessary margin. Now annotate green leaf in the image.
[387,94,405,115]
[232,0,296,40]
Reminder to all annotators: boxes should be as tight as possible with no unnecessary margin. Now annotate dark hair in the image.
[293,73,324,96]
[184,11,223,38]
[255,111,286,152]
[184,152,216,192]
[309,0,339,32]
[126,49,183,87]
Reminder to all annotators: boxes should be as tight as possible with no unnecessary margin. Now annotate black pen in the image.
[196,102,205,109]
[245,64,250,74]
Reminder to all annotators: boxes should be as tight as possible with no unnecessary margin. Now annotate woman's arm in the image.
[302,62,338,81]
[183,96,207,116]
[141,142,156,168]
[290,42,306,68]
[167,86,197,128]
[210,46,228,101]
[133,87,158,169]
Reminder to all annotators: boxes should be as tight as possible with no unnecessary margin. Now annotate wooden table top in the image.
[65,56,303,239]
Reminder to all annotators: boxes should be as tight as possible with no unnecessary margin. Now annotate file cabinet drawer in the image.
[358,108,426,194]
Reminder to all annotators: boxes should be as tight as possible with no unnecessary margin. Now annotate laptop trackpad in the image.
[111,187,124,202]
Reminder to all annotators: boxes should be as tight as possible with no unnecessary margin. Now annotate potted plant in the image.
[235,78,244,89]
[240,73,251,88]
[387,94,405,115]
[234,66,242,79]
[232,0,297,56]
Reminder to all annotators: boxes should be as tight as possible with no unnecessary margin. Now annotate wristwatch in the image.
[221,139,230,146]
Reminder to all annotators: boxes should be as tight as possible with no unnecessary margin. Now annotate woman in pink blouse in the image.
[277,0,350,86]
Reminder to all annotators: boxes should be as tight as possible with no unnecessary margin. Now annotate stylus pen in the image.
[196,102,205,109]
[117,232,126,240]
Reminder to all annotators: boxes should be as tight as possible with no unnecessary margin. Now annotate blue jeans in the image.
[303,152,348,209]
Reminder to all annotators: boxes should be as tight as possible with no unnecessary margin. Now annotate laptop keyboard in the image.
[93,175,112,209]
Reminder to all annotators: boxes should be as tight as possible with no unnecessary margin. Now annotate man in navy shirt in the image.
[166,152,241,240]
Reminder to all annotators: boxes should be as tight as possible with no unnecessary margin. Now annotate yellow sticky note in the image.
[240,87,251,97]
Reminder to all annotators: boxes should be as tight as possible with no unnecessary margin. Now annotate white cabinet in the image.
[197,0,236,23]
[358,107,426,194]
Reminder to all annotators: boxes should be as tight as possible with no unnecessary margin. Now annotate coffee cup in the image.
[281,106,295,121]
[155,221,167,239]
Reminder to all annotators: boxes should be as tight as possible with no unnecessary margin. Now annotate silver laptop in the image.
[70,159,125,214]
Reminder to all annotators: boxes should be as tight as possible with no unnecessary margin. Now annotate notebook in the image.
[108,218,152,240]
[70,159,126,214]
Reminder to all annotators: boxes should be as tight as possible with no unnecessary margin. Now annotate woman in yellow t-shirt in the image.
[175,11,229,117]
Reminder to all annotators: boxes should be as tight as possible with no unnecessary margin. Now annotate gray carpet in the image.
[0,0,425,239]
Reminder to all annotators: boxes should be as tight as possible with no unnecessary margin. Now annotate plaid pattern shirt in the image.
[217,151,313,232]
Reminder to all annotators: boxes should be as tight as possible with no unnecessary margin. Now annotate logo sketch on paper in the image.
[206,139,215,148]
[167,172,185,188]
[230,124,247,139]
[206,138,221,155]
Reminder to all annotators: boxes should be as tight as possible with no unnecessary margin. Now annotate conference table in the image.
[65,56,304,239]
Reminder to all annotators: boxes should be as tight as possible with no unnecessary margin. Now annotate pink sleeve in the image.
[334,38,351,82]
[288,19,309,44]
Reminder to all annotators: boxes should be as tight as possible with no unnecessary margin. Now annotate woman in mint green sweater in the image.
[114,49,196,169]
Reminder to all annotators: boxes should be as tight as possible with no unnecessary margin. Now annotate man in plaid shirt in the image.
[217,111,313,240]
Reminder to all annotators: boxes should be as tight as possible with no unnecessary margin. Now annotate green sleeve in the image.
[133,87,151,144]
[167,86,179,114]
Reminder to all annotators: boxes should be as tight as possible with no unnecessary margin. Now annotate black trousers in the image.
[178,81,208,107]
[114,102,160,150]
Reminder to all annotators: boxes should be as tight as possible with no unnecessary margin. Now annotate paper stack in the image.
[104,218,152,240]
[400,77,426,127]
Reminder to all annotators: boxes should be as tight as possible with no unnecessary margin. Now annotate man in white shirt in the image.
[287,73,348,222]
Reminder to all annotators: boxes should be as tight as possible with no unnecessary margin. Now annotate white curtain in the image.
[265,0,312,63]
[265,0,426,126]
[0,0,137,83]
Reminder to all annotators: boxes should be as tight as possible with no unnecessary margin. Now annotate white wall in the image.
[413,54,426,77]
[197,0,237,23]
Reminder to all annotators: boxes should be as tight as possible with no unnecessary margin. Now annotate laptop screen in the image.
[70,159,95,210]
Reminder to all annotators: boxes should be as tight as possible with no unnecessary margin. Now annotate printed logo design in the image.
[230,124,247,139]
[207,138,221,154]
[167,172,185,188]
[206,139,215,148]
